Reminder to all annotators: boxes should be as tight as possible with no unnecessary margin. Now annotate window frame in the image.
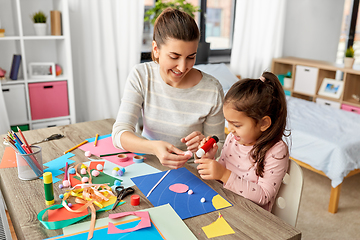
[141,0,236,63]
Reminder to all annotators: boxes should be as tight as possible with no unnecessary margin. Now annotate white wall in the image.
[283,0,345,62]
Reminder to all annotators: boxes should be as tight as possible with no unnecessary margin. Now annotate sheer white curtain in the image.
[230,0,286,78]
[0,83,10,135]
[69,0,144,122]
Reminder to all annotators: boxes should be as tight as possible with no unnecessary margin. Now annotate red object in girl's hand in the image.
[196,136,219,158]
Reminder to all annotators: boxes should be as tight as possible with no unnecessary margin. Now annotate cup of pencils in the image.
[16,145,43,180]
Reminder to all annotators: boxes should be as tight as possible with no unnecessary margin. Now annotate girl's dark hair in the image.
[224,72,289,177]
[151,7,200,62]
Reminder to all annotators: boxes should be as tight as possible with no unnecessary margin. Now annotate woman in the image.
[112,8,225,169]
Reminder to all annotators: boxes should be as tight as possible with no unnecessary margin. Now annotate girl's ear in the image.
[260,116,271,132]
[152,41,160,59]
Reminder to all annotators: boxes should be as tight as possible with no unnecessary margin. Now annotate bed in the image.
[286,96,360,213]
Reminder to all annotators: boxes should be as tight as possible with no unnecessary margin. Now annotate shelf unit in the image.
[272,57,360,113]
[0,0,75,131]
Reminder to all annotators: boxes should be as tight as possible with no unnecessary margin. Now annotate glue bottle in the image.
[43,172,54,205]
[196,136,219,158]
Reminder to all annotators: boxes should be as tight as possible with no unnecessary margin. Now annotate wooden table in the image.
[0,119,301,240]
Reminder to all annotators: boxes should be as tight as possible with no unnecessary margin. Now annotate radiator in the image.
[0,186,11,240]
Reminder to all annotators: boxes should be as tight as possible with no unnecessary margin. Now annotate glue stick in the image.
[196,136,219,158]
[43,172,54,205]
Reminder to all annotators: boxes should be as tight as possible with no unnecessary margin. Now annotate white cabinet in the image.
[293,65,319,95]
[0,0,75,130]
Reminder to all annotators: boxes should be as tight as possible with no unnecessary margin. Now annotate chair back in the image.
[272,159,304,227]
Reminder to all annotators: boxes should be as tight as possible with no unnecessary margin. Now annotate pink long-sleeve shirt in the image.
[219,132,289,211]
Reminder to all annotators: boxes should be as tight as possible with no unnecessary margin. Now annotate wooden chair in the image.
[272,159,304,227]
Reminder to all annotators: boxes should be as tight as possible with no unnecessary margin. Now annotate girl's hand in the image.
[195,157,231,183]
[198,137,218,160]
[151,141,191,169]
[181,131,205,153]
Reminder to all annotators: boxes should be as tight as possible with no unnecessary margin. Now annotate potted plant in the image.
[344,46,355,68]
[283,71,293,89]
[31,11,47,36]
[144,0,211,63]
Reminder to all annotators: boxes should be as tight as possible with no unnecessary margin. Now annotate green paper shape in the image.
[74,169,122,186]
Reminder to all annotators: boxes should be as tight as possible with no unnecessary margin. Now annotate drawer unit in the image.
[2,84,29,125]
[293,65,319,95]
[32,118,70,129]
[316,98,341,109]
[28,81,69,120]
[341,104,360,114]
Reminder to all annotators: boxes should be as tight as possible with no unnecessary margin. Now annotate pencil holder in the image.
[16,146,43,180]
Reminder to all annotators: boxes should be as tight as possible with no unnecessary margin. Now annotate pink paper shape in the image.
[79,137,137,167]
[169,183,189,193]
[108,211,151,234]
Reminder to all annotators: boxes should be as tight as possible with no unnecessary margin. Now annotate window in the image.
[141,0,236,62]
[336,0,359,65]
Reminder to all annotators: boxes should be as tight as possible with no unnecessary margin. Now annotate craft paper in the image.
[48,204,89,222]
[86,134,112,143]
[131,167,232,219]
[202,213,235,238]
[169,183,189,193]
[86,159,160,188]
[89,161,104,171]
[41,153,75,183]
[0,147,17,168]
[73,170,119,186]
[108,211,151,234]
[79,136,140,167]
[46,218,163,240]
[61,204,197,240]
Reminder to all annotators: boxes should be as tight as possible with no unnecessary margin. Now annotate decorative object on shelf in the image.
[318,78,344,99]
[50,10,62,36]
[0,67,6,79]
[352,94,360,102]
[28,62,55,79]
[344,46,355,69]
[49,64,62,76]
[31,11,47,36]
[9,54,22,80]
[0,19,4,37]
[283,71,293,89]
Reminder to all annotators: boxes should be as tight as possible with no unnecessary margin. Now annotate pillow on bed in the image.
[194,63,239,94]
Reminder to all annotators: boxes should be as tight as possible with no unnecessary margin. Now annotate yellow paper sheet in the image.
[202,213,235,238]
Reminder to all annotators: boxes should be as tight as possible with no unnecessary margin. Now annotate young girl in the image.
[195,72,289,211]
[112,8,225,169]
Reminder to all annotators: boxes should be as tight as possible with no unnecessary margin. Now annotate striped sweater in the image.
[112,61,225,152]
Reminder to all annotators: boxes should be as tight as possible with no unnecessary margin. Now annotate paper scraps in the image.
[202,212,235,238]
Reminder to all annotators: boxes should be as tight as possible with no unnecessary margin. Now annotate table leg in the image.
[328,184,342,213]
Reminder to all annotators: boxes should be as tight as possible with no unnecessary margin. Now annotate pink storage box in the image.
[341,104,360,114]
[28,81,69,120]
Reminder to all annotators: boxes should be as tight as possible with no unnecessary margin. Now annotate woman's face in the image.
[153,38,198,88]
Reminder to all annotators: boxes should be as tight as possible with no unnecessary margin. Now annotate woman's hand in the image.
[181,131,205,153]
[195,157,231,183]
[151,140,191,169]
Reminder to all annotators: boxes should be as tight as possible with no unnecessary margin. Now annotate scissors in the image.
[111,186,135,210]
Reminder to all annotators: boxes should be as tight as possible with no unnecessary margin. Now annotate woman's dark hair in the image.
[224,72,289,177]
[151,7,200,62]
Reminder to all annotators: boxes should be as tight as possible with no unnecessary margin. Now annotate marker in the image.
[43,172,55,205]
[195,136,219,158]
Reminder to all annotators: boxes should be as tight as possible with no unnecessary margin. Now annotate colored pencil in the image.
[99,151,132,157]
[11,130,23,145]
[64,140,88,154]
[64,162,68,181]
[94,134,99,147]
[17,126,32,153]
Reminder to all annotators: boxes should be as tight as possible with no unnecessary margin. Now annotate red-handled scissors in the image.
[111,186,135,210]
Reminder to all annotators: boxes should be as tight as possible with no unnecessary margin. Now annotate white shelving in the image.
[0,0,75,130]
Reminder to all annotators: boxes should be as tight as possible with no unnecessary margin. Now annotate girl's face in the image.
[153,38,198,88]
[223,103,266,146]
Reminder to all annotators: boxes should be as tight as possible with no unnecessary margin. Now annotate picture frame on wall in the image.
[28,62,56,79]
[318,78,344,99]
